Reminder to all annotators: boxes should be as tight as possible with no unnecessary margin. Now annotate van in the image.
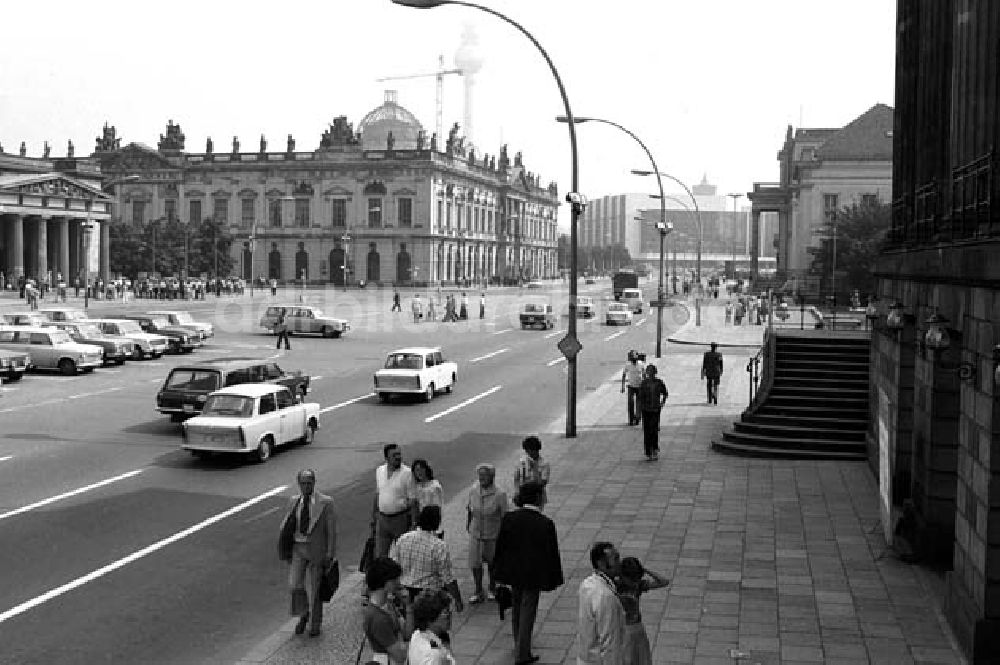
[621,288,643,314]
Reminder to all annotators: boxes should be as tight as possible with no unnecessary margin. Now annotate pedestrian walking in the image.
[391,290,402,312]
[479,292,486,319]
[615,557,669,665]
[270,277,278,297]
[637,365,668,461]
[443,295,458,322]
[724,301,733,325]
[389,505,464,611]
[701,342,723,405]
[466,463,509,604]
[733,299,745,326]
[408,589,458,665]
[493,481,564,665]
[362,557,413,665]
[372,443,418,558]
[274,308,291,350]
[412,294,424,323]
[620,351,646,426]
[577,542,626,665]
[513,436,551,510]
[426,296,437,321]
[277,469,338,637]
[459,292,469,320]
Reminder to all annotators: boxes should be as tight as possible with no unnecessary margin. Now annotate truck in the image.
[612,270,639,300]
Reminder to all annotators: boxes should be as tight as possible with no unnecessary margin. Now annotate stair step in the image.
[712,439,867,461]
[746,413,868,430]
[721,430,867,452]
[772,377,869,387]
[733,421,865,441]
[776,360,868,368]
[768,386,869,397]
[756,404,869,418]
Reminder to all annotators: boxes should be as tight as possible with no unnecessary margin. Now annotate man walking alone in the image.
[637,365,668,461]
[620,351,645,426]
[701,341,724,405]
[275,308,291,350]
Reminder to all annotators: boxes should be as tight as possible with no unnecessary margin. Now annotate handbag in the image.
[319,560,340,602]
[277,498,300,562]
[359,534,376,573]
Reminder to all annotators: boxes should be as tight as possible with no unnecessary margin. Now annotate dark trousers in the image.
[511,586,540,662]
[641,409,661,457]
[626,386,641,425]
[705,377,720,404]
[375,510,412,559]
[276,330,290,349]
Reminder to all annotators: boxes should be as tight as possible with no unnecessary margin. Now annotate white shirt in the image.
[577,571,626,665]
[622,361,645,388]
[376,463,416,514]
[408,630,455,664]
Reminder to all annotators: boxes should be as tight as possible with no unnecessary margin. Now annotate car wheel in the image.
[322,326,334,338]
[7,373,23,383]
[445,373,455,393]
[190,450,210,460]
[58,358,77,376]
[332,330,342,339]
[82,367,95,373]
[170,413,186,423]
[301,421,317,445]
[115,358,126,366]
[254,437,274,463]
[424,383,435,402]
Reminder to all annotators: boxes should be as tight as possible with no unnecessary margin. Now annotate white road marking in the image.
[604,330,627,341]
[546,357,566,367]
[544,330,561,339]
[320,392,375,414]
[68,387,123,400]
[492,328,512,335]
[311,376,323,381]
[424,385,502,423]
[637,318,647,325]
[470,348,509,363]
[0,456,12,463]
[149,378,161,383]
[26,376,80,381]
[0,484,287,624]
[0,469,145,522]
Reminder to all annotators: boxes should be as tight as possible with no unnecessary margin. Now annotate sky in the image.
[0,0,896,229]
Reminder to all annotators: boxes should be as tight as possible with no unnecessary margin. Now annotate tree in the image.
[808,198,890,299]
[109,217,236,279]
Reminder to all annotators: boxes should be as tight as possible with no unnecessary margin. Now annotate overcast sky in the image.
[1,0,895,227]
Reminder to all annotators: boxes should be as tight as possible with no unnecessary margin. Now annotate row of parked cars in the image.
[0,308,214,379]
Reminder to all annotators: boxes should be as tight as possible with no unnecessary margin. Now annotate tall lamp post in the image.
[392,0,585,437]
[727,192,743,282]
[633,171,703,290]
[340,231,351,292]
[554,116,668,357]
[81,220,94,309]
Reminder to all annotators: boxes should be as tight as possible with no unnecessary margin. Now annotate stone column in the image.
[100,221,110,283]
[8,215,24,283]
[36,217,48,281]
[58,218,69,280]
[751,210,761,284]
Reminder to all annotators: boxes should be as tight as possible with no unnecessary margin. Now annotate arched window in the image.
[366,242,380,282]
[268,244,281,280]
[329,247,346,285]
[294,242,309,281]
[396,244,411,283]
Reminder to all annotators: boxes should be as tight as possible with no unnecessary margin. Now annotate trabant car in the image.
[566,296,596,318]
[86,319,169,359]
[620,288,644,314]
[108,313,201,354]
[0,349,31,382]
[259,305,350,338]
[0,326,103,375]
[157,358,311,420]
[605,301,634,326]
[374,347,457,403]
[1,312,49,327]
[44,321,136,365]
[181,384,320,463]
[39,308,89,323]
[146,310,214,339]
[519,301,556,330]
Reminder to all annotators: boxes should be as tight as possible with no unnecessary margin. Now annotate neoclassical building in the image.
[93,92,560,286]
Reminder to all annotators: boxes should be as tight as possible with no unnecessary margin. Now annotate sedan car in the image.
[260,305,350,338]
[181,384,320,463]
[0,349,31,382]
[0,312,49,327]
[44,321,136,365]
[39,308,89,323]
[107,314,201,354]
[0,326,103,375]
[146,310,214,339]
[605,301,634,326]
[374,347,457,402]
[86,319,170,359]
[566,296,596,318]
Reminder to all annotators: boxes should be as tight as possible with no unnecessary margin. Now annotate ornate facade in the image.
[93,93,560,285]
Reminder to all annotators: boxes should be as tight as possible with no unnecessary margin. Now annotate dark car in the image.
[109,314,201,354]
[44,321,136,365]
[155,358,310,421]
[0,348,31,382]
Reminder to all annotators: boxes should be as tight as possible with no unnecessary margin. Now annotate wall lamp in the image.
[885,301,906,331]
[917,313,976,381]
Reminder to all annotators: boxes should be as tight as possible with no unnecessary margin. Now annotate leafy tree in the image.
[110,217,235,279]
[808,198,890,298]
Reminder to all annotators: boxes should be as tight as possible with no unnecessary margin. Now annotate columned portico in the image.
[100,221,110,283]
[7,214,24,283]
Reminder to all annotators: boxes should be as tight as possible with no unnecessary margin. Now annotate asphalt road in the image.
[0,281,685,664]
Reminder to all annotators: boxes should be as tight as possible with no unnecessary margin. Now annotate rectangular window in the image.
[295,199,310,227]
[189,199,202,224]
[213,198,228,223]
[269,199,282,227]
[132,200,146,225]
[436,200,443,231]
[861,194,878,207]
[164,199,177,222]
[446,202,453,230]
[397,197,412,228]
[367,198,382,227]
[823,193,839,217]
[241,198,255,225]
[331,199,347,227]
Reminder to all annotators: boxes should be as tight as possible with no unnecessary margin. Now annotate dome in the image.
[359,91,424,151]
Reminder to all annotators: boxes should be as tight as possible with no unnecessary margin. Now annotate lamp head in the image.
[924,313,951,351]
[555,115,590,124]
[631,169,653,176]
[390,0,447,7]
[886,302,905,330]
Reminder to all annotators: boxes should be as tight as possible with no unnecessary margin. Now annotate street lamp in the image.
[554,115,668,358]
[633,170,703,289]
[393,0,585,437]
[727,193,743,281]
[654,194,694,294]
[340,232,351,292]
[81,220,95,309]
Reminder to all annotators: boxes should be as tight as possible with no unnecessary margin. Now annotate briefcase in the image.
[359,535,376,573]
[319,560,340,603]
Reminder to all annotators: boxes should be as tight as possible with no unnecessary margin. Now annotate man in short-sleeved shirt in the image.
[373,443,418,557]
[620,352,646,426]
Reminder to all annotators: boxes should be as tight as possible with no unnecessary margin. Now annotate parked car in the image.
[526,281,544,289]
[44,321,136,365]
[156,358,311,421]
[374,347,457,402]
[620,288,644,314]
[0,348,31,382]
[0,326,103,375]
[0,312,50,327]
[39,308,90,323]
[180,384,320,463]
[259,305,350,338]
[146,310,214,339]
[519,301,556,330]
[107,313,201,354]
[585,278,596,285]
[605,301,634,326]
[85,319,170,359]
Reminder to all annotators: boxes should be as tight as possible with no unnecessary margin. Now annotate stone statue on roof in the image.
[386,131,394,152]
[158,120,185,152]
[67,140,74,158]
[95,123,121,153]
[287,134,295,153]
[19,142,26,157]
[206,137,213,154]
[430,132,438,152]
[416,129,426,151]
[232,136,240,154]
[260,134,267,153]
[43,141,51,158]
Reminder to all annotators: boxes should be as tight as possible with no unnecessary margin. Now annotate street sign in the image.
[557,334,583,359]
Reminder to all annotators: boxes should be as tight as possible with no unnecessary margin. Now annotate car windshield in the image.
[173,312,194,323]
[201,394,254,417]
[115,321,143,334]
[623,290,640,297]
[149,317,170,328]
[385,353,423,370]
[165,369,220,391]
[75,324,103,337]
[523,303,545,313]
[48,331,73,344]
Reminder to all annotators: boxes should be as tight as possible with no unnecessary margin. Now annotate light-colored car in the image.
[39,308,89,323]
[146,310,214,339]
[181,384,320,463]
[0,312,50,327]
[0,348,31,382]
[44,321,136,365]
[620,288,644,314]
[0,326,103,375]
[605,301,634,326]
[259,305,350,339]
[85,319,170,359]
[567,296,596,318]
[374,347,457,403]
[519,301,556,330]
[526,281,544,289]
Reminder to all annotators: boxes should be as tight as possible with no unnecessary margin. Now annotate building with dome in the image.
[93,92,560,286]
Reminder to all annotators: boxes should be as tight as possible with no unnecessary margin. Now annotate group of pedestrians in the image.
[724,294,770,326]
[402,292,486,324]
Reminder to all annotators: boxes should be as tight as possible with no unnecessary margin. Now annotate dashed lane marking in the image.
[544,330,561,339]
[637,318,647,325]
[319,393,375,414]
[470,348,509,363]
[491,328,512,335]
[0,469,144,522]
[0,456,12,463]
[546,357,566,367]
[424,385,502,423]
[604,330,627,341]
[68,387,124,400]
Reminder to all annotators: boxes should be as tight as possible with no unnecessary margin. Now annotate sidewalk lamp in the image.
[393,0,584,437]
[341,232,351,292]
[81,220,95,309]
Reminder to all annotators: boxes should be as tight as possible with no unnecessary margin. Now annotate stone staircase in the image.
[713,334,870,460]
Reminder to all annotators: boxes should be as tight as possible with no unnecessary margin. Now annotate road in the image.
[0,281,684,664]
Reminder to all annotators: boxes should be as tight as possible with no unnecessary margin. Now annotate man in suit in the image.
[279,469,338,637]
[701,341,724,405]
[493,481,564,665]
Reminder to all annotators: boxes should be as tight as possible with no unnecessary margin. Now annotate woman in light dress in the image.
[413,459,444,537]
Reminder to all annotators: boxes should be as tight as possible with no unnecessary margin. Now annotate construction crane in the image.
[376,55,462,143]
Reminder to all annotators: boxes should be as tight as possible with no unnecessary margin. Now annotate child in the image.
[513,436,550,509]
[615,557,670,665]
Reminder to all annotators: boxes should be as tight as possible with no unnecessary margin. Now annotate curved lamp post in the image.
[555,115,668,358]
[633,170,702,290]
[655,193,694,294]
[391,0,585,436]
